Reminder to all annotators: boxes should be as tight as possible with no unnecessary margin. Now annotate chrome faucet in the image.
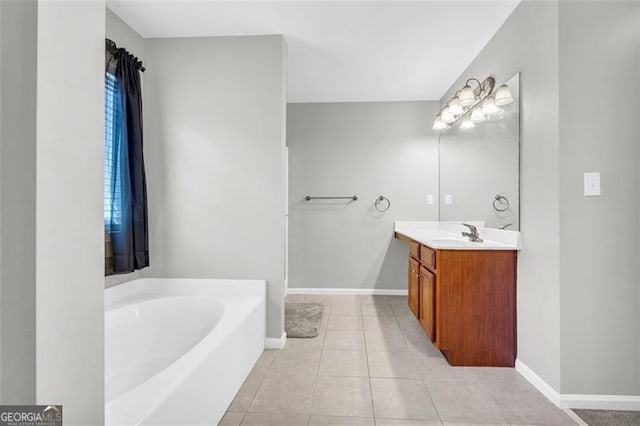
[462,223,483,243]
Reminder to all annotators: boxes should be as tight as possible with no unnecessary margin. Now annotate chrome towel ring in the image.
[493,194,510,212]
[375,195,391,212]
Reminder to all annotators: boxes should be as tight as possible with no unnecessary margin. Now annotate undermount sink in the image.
[428,237,474,247]
[430,236,467,242]
[429,234,471,244]
[432,238,468,243]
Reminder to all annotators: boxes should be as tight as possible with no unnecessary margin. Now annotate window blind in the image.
[104,72,123,230]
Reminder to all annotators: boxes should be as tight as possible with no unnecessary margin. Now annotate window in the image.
[104,72,124,231]
[104,40,149,275]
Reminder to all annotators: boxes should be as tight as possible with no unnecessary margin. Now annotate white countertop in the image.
[395,221,521,250]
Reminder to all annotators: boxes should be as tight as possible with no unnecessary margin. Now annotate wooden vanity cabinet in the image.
[408,257,420,318]
[436,249,516,367]
[396,232,517,367]
[419,266,435,342]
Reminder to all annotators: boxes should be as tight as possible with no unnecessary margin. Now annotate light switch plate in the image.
[444,194,453,205]
[427,194,434,205]
[584,172,601,196]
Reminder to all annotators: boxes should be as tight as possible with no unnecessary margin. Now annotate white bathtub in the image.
[105,278,266,425]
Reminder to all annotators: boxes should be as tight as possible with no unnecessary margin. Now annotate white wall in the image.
[143,35,287,338]
[0,0,37,403]
[104,7,146,288]
[287,102,439,290]
[440,0,562,391]
[35,0,105,423]
[558,0,640,395]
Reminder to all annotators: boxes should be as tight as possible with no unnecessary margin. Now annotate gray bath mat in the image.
[574,409,640,426]
[285,302,324,338]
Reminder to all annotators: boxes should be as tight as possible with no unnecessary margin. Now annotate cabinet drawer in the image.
[420,245,436,271]
[409,240,420,260]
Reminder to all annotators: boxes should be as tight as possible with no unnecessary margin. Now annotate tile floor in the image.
[220,295,578,426]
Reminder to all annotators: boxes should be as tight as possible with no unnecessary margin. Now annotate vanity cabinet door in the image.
[408,257,420,318]
[419,266,435,342]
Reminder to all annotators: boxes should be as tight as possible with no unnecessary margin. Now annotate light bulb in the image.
[441,108,455,123]
[433,120,448,130]
[458,85,477,107]
[494,84,514,106]
[448,98,464,116]
[433,114,448,130]
[482,96,499,115]
[460,119,475,129]
[470,108,486,123]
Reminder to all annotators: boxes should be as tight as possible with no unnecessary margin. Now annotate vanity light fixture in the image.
[434,76,516,130]
[448,97,464,115]
[470,108,486,123]
[441,108,456,123]
[433,113,448,130]
[494,84,514,106]
[458,79,481,106]
[481,96,500,115]
[460,118,475,129]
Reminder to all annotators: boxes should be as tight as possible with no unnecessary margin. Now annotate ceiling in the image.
[107,0,520,103]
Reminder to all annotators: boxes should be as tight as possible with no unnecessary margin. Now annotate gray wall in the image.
[143,35,287,339]
[105,7,146,288]
[0,0,105,421]
[106,8,144,60]
[0,0,37,403]
[441,0,640,396]
[558,0,640,395]
[287,102,439,290]
[439,0,562,390]
[35,0,106,422]
[0,0,3,400]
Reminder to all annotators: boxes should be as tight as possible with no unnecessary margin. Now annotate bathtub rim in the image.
[105,277,268,308]
[104,277,267,424]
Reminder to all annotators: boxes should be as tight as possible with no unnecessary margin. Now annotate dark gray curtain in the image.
[105,39,149,275]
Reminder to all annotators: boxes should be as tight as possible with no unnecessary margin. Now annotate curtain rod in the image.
[106,38,145,72]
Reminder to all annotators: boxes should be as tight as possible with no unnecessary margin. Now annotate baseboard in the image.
[287,288,408,296]
[560,394,640,411]
[515,359,561,406]
[265,332,287,349]
[516,359,640,410]
[563,410,588,426]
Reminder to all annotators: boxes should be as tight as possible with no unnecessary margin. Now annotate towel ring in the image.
[493,194,510,212]
[375,195,391,212]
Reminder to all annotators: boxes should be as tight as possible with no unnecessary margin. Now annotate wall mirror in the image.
[438,72,520,230]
